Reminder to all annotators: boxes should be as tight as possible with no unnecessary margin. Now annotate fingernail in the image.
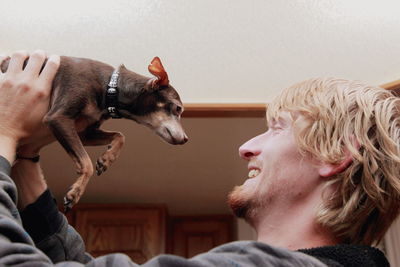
[48,54,60,63]
[46,55,60,68]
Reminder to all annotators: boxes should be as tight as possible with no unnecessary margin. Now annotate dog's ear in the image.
[148,57,169,88]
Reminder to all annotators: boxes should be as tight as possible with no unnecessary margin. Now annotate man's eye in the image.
[270,126,284,133]
[267,127,280,134]
[268,123,280,130]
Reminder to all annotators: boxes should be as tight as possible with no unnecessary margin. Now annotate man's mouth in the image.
[248,169,260,178]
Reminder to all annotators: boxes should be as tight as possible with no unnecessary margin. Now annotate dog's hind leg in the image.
[43,113,94,211]
[81,128,125,175]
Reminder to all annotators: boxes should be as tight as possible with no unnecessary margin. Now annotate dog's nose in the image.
[182,134,188,144]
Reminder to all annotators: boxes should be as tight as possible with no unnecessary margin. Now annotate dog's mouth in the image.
[164,127,188,145]
[130,112,188,145]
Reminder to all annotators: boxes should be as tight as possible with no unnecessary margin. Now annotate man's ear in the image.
[318,152,353,177]
[318,135,360,177]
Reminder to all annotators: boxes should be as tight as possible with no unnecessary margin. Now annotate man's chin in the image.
[227,185,253,219]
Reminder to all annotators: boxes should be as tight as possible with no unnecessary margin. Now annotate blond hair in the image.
[267,77,400,245]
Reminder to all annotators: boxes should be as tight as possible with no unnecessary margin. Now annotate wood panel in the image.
[381,80,400,91]
[72,203,166,264]
[183,103,266,118]
[182,79,400,118]
[167,215,235,258]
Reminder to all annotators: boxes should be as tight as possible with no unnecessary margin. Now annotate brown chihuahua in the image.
[1,56,188,211]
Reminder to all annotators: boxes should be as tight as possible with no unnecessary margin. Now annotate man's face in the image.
[228,112,322,223]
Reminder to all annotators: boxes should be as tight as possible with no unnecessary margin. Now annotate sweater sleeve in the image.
[0,155,139,266]
[0,155,54,265]
[20,189,94,263]
[20,189,63,244]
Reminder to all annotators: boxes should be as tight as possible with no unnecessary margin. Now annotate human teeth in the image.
[248,169,260,178]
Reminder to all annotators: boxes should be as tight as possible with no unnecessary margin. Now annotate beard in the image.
[228,185,260,223]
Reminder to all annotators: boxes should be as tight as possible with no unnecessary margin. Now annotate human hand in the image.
[0,50,60,163]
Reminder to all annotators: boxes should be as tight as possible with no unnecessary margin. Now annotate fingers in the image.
[24,50,46,75]
[7,50,29,74]
[39,54,60,87]
[3,50,60,93]
[0,50,59,100]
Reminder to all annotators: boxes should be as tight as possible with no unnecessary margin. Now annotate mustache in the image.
[248,158,263,169]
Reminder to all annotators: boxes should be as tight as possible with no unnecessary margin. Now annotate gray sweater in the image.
[0,156,388,266]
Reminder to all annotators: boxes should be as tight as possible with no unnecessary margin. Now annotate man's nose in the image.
[239,137,261,160]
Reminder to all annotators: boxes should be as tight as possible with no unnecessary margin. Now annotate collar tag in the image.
[105,70,122,119]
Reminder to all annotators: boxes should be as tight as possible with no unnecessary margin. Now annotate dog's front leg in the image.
[81,128,125,175]
[44,113,93,210]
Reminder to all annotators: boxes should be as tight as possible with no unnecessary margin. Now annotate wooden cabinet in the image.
[71,204,166,264]
[167,215,235,258]
[67,204,235,262]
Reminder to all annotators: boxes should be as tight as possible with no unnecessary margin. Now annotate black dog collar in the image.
[105,69,122,118]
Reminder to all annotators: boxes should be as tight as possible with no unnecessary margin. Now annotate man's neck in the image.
[252,193,339,250]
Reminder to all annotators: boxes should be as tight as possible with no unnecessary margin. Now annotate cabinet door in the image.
[168,215,235,258]
[73,204,166,264]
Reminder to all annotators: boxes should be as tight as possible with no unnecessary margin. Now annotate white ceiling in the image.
[1,0,399,103]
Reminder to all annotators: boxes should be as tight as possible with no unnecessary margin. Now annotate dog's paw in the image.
[96,158,108,175]
[63,186,82,212]
[63,197,74,213]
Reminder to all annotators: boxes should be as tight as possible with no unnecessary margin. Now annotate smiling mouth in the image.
[248,169,260,178]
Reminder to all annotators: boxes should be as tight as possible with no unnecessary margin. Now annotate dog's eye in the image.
[171,104,183,116]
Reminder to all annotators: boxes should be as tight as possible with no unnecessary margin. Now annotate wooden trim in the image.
[183,103,266,118]
[381,79,400,98]
[381,80,400,91]
[183,79,400,118]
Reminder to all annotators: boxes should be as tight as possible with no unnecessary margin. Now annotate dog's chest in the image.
[75,104,103,132]
[75,117,97,132]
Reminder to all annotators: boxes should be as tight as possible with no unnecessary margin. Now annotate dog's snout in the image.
[158,122,188,145]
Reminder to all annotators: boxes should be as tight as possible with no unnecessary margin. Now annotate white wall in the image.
[1,0,399,103]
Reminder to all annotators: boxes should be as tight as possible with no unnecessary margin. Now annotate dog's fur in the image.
[1,56,188,210]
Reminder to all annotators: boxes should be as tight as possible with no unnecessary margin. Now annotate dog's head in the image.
[118,57,188,145]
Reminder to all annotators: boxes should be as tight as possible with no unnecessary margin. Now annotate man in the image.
[0,51,395,266]
[228,78,400,264]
